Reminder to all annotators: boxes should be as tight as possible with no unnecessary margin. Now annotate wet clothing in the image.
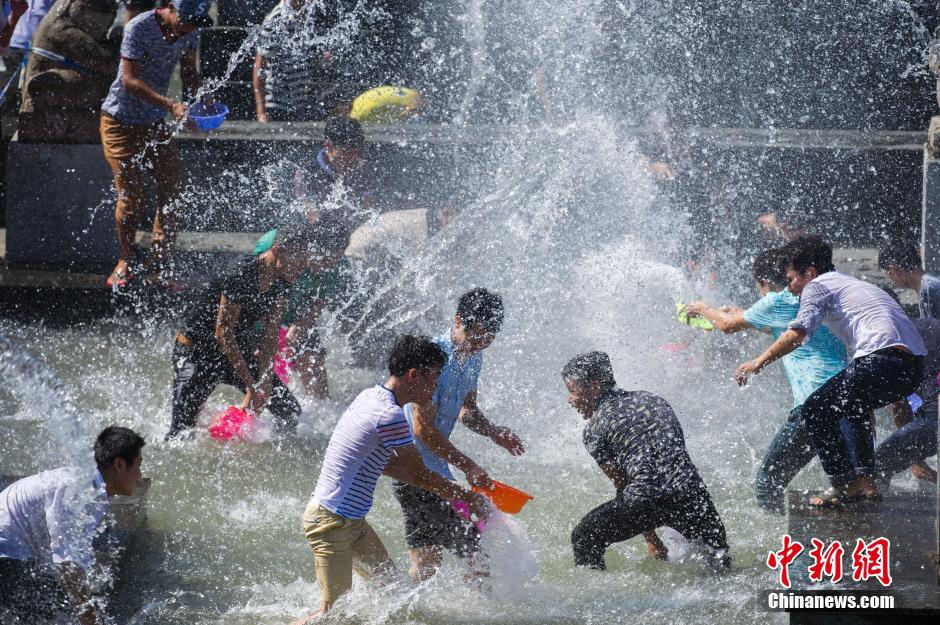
[744,290,847,408]
[392,481,481,555]
[571,480,728,570]
[179,255,291,352]
[0,557,71,623]
[302,501,393,605]
[168,256,296,437]
[0,468,108,572]
[293,147,374,235]
[168,342,301,437]
[802,348,922,486]
[311,385,412,519]
[919,273,940,320]
[574,387,727,569]
[789,271,927,360]
[582,389,702,503]
[403,332,482,481]
[100,112,186,264]
[101,10,200,125]
[754,407,872,514]
[874,317,940,482]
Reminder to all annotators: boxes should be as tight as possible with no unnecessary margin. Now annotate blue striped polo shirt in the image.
[312,385,413,519]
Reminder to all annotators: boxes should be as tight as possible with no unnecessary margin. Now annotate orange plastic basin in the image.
[472,479,534,514]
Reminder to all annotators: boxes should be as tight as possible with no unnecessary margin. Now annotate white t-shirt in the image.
[0,467,109,571]
[311,385,413,520]
[789,271,927,360]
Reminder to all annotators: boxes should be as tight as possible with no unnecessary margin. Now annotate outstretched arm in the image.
[384,444,490,520]
[411,402,489,488]
[459,391,525,455]
[735,328,805,385]
[683,301,752,334]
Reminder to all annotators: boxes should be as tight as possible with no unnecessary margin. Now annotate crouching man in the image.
[0,426,145,624]
[562,352,730,571]
[294,335,489,622]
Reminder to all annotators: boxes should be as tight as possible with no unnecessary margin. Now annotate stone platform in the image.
[785,489,939,624]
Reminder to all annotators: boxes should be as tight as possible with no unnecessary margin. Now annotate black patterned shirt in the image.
[583,388,702,501]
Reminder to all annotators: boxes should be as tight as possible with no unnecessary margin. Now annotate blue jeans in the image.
[874,400,938,483]
[802,349,923,487]
[755,407,872,514]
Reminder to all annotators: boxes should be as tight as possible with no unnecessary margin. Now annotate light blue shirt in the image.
[404,332,482,481]
[919,273,940,320]
[0,468,109,571]
[744,290,848,408]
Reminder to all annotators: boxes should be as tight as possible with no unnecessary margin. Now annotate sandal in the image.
[808,487,848,508]
[105,268,135,289]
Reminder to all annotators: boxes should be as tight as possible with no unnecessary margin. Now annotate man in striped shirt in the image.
[297,335,489,621]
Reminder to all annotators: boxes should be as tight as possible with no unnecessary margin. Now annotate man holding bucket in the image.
[99,0,211,289]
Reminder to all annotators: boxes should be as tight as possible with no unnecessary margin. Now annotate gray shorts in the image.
[392,482,481,556]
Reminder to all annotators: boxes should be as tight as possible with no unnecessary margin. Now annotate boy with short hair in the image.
[0,425,145,625]
[166,222,340,439]
[394,287,525,581]
[297,335,489,620]
[878,238,940,320]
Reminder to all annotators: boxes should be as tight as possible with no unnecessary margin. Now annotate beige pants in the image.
[99,113,186,267]
[303,501,395,604]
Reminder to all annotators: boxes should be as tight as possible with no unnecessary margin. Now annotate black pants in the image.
[802,348,922,486]
[168,342,301,438]
[571,481,729,570]
[0,558,71,623]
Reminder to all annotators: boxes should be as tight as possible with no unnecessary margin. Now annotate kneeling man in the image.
[562,352,730,571]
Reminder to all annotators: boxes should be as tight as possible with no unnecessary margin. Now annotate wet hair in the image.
[324,116,365,150]
[94,426,145,471]
[456,288,504,334]
[752,248,786,288]
[878,239,922,272]
[387,335,448,377]
[782,236,835,275]
[562,352,616,390]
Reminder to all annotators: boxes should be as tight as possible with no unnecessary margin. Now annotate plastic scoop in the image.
[472,479,534,514]
[208,406,254,441]
[676,303,714,331]
[189,102,229,131]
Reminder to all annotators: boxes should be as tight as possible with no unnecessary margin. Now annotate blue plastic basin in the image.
[189,103,229,131]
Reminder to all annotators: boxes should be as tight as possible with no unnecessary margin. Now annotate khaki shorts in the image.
[303,501,394,604]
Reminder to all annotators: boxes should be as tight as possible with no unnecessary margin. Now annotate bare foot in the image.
[911,462,938,484]
[290,611,323,625]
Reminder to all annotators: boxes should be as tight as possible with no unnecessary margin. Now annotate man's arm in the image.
[248,300,286,413]
[215,295,256,392]
[683,301,752,334]
[411,402,489,487]
[56,562,101,625]
[121,58,188,122]
[252,54,270,122]
[734,328,805,385]
[384,444,490,520]
[459,390,525,455]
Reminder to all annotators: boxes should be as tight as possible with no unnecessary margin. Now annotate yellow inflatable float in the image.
[349,86,423,124]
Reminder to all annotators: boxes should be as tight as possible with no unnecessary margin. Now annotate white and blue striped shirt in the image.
[311,385,413,519]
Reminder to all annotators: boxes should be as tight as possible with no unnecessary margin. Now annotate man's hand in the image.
[683,301,710,318]
[644,531,668,561]
[734,359,762,386]
[463,490,492,521]
[912,462,938,484]
[490,426,525,456]
[170,101,188,122]
[463,462,491,490]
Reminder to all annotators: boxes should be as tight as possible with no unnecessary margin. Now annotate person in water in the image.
[295,335,490,621]
[734,236,926,507]
[684,248,869,514]
[563,351,731,571]
[0,426,144,625]
[166,221,343,439]
[394,288,525,582]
